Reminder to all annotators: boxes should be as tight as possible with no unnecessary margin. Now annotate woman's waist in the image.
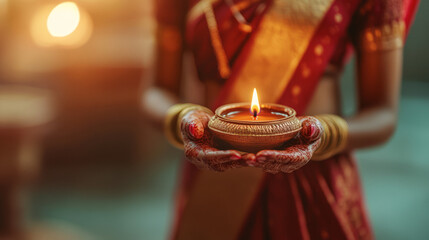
[201,70,342,114]
[305,65,343,116]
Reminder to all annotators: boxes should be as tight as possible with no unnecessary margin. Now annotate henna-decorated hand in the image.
[181,109,255,172]
[253,116,323,174]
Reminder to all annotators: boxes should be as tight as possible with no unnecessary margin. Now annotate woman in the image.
[142,0,419,239]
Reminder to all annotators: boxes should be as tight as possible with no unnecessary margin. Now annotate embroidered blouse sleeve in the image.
[350,0,419,52]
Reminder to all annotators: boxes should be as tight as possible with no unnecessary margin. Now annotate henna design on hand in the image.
[254,116,323,174]
[181,109,252,172]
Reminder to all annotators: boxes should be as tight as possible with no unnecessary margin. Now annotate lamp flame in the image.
[47,2,80,37]
[251,88,260,118]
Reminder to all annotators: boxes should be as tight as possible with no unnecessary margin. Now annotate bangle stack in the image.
[312,114,349,161]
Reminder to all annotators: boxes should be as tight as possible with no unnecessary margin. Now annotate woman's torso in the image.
[185,0,351,115]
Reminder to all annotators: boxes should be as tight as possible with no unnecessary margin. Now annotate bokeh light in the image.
[30,1,92,48]
[47,2,80,38]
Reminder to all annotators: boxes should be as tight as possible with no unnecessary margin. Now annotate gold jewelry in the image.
[225,0,253,33]
[164,104,213,149]
[312,114,349,161]
[164,104,194,149]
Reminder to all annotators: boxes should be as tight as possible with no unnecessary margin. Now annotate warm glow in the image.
[31,2,92,48]
[47,2,80,37]
[251,88,261,117]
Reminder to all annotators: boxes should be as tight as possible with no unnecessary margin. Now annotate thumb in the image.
[298,116,323,142]
[181,111,208,141]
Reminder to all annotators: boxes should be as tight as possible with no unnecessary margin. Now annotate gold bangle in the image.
[164,104,194,149]
[312,114,349,161]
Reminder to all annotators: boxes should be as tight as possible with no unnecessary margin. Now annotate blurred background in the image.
[0,0,428,239]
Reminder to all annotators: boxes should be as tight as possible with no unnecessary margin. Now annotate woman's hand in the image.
[181,109,255,172]
[253,116,323,174]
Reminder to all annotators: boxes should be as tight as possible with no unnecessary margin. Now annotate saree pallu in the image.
[156,0,419,239]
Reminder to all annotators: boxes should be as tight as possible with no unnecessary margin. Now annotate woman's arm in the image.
[344,0,418,150]
[142,85,179,129]
[346,48,403,150]
[253,48,404,169]
[142,0,187,129]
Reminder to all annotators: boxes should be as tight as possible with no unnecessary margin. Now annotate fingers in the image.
[242,153,256,167]
[258,162,282,174]
[298,116,323,142]
[249,116,324,174]
[256,136,322,164]
[211,159,248,172]
[255,146,312,173]
[203,149,242,164]
[181,110,212,140]
[184,142,242,166]
[256,149,297,163]
[256,161,305,174]
[186,118,205,140]
[210,153,257,171]
[181,109,251,171]
[184,141,259,171]
[309,138,322,152]
[280,164,304,174]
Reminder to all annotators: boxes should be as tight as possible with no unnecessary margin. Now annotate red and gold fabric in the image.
[156,0,419,239]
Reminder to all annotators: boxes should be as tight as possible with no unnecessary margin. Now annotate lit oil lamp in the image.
[208,88,302,153]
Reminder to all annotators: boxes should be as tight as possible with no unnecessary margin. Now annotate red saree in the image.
[156,0,419,239]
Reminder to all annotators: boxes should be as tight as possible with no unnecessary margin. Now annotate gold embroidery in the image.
[315,44,324,56]
[337,159,368,237]
[360,20,405,51]
[317,171,355,238]
[292,85,301,96]
[225,0,334,103]
[302,64,311,78]
[334,13,343,23]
